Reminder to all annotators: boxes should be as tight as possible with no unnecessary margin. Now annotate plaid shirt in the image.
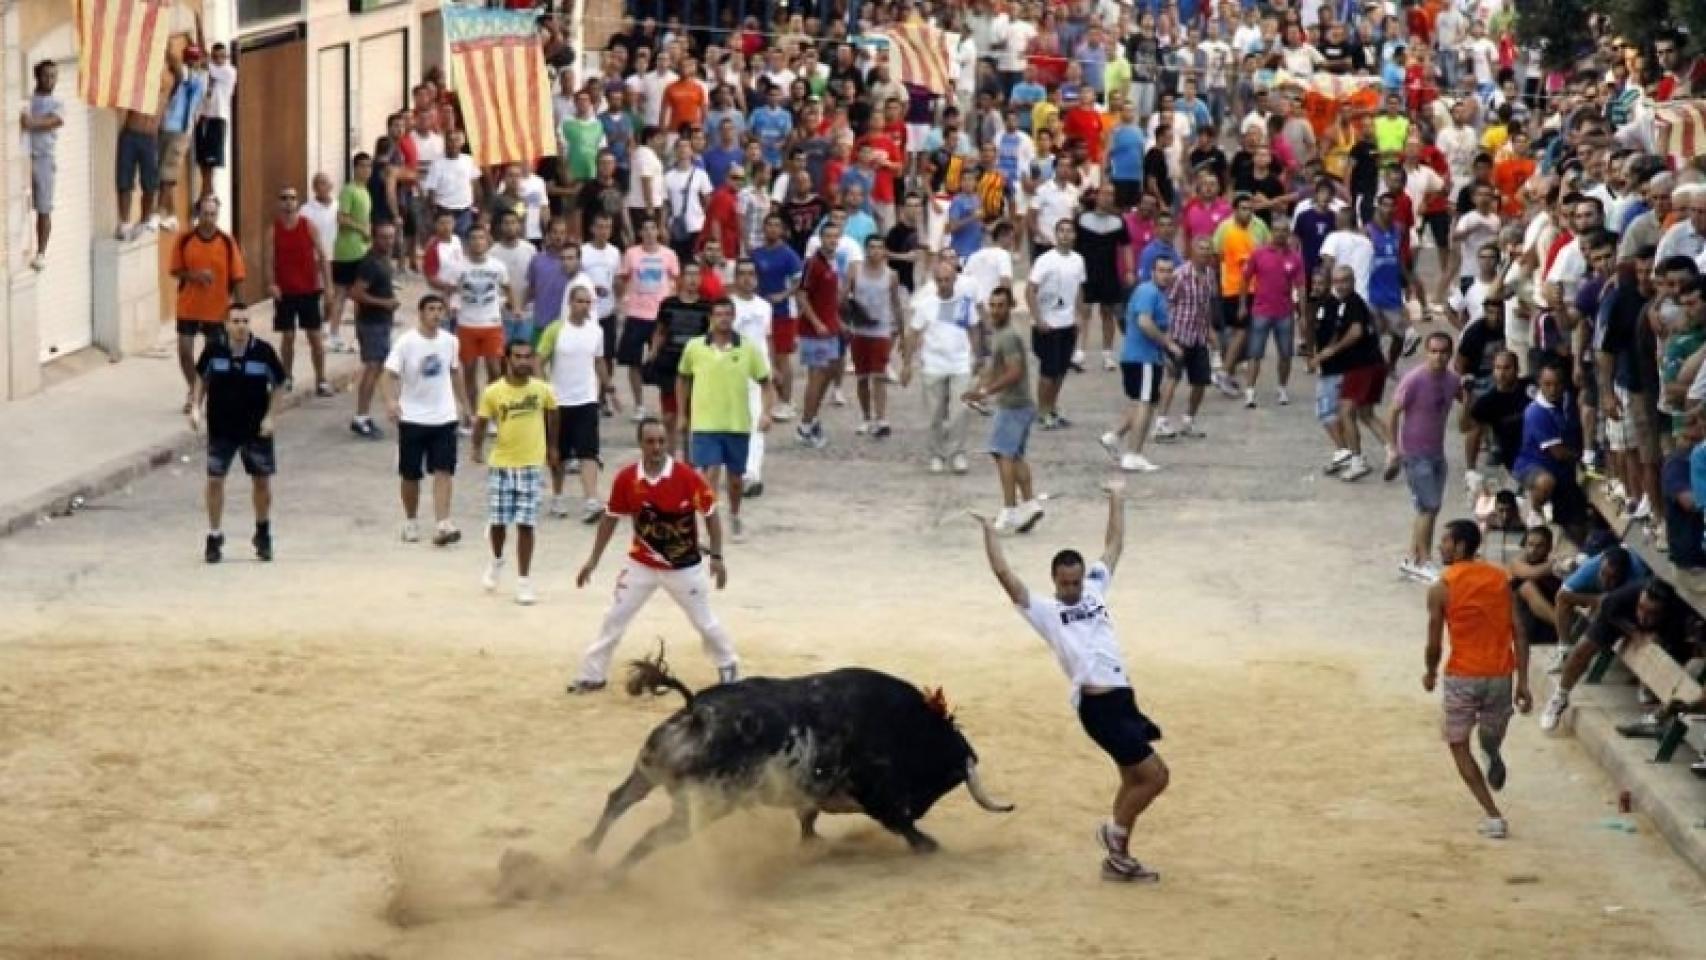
[1168,261,1216,348]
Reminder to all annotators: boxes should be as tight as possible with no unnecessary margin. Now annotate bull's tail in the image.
[625,644,695,704]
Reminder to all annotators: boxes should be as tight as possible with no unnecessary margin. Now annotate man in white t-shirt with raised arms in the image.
[730,258,774,497]
[383,294,464,546]
[1027,219,1087,430]
[539,285,608,523]
[973,480,1170,884]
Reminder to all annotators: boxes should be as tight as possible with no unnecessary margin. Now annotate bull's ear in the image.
[922,686,952,720]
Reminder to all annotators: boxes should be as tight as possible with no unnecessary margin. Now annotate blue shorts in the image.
[799,335,842,370]
[690,431,750,474]
[503,315,536,347]
[1315,374,1343,424]
[988,405,1036,459]
[1247,314,1295,360]
[1403,454,1448,514]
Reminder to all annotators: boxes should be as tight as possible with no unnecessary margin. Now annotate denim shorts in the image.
[1315,374,1343,424]
[799,335,842,370]
[1404,454,1448,514]
[988,405,1036,459]
[689,431,750,474]
[503,314,536,348]
[1247,314,1295,360]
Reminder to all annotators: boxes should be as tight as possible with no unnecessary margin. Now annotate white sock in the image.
[208,528,222,538]
[1105,820,1130,844]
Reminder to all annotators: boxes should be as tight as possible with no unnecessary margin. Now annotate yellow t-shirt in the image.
[478,377,557,468]
[1213,217,1270,297]
[1031,101,1060,138]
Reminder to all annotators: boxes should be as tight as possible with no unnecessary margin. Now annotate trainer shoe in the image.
[431,524,462,547]
[515,577,537,606]
[1476,817,1508,840]
[743,479,765,498]
[1484,744,1507,792]
[1120,452,1160,473]
[1152,417,1178,441]
[950,453,969,474]
[1401,327,1421,358]
[830,386,848,407]
[566,680,607,695]
[873,421,893,438]
[629,405,650,423]
[1276,387,1290,406]
[1179,419,1207,439]
[482,557,505,592]
[771,402,796,422]
[1095,822,1128,861]
[1244,387,1257,408]
[204,533,224,564]
[718,664,742,684]
[1539,688,1569,732]
[1070,348,1087,372]
[401,520,421,543]
[1323,448,1353,474]
[1398,558,1427,581]
[1102,350,1117,372]
[1098,431,1123,461]
[928,456,946,474]
[582,499,604,524]
[253,528,273,562]
[810,423,830,450]
[1016,499,1046,533]
[548,495,570,518]
[1340,455,1372,481]
[315,381,334,398]
[1100,856,1161,883]
[856,420,872,436]
[993,508,1016,535]
[1545,645,1569,674]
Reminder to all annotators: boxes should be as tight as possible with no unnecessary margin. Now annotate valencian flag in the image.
[445,5,556,167]
[1654,101,1706,169]
[73,0,173,114]
[869,18,952,96]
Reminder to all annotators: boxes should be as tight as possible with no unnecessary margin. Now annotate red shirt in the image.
[801,252,841,337]
[606,458,716,570]
[859,132,903,204]
[699,185,741,256]
[272,216,320,296]
[1062,106,1104,163]
[823,157,848,200]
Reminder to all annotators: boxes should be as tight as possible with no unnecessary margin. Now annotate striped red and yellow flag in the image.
[73,0,172,114]
[1654,100,1706,168]
[445,6,556,168]
[871,20,952,96]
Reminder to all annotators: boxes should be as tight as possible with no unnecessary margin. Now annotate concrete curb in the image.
[0,363,366,540]
[1543,661,1706,881]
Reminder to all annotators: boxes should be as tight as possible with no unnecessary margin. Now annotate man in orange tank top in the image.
[1425,520,1532,840]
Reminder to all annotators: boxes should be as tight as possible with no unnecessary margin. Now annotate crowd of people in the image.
[170,0,1706,872]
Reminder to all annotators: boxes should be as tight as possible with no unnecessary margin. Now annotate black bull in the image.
[583,656,1014,870]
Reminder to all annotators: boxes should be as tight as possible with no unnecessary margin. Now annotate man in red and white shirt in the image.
[570,417,739,692]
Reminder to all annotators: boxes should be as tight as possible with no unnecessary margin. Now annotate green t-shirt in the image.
[1103,56,1132,104]
[989,326,1034,410]
[561,116,604,181]
[678,335,770,434]
[333,183,371,263]
[1373,115,1411,157]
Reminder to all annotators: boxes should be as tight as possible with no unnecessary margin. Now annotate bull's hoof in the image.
[906,833,940,855]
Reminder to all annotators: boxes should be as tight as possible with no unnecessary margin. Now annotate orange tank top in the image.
[1442,560,1516,678]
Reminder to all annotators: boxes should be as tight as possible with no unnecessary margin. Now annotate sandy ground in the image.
[3,342,1706,959]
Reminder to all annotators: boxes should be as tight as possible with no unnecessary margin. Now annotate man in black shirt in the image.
[1454,297,1507,394]
[1463,349,1533,487]
[1187,126,1228,186]
[190,303,286,563]
[885,192,923,291]
[649,261,713,453]
[349,222,401,439]
[1454,154,1495,216]
[1598,249,1661,527]
[1312,265,1390,481]
[1144,125,1176,210]
[1545,577,1691,732]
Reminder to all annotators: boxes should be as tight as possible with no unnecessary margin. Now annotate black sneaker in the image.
[744,480,765,498]
[204,533,224,563]
[253,529,273,562]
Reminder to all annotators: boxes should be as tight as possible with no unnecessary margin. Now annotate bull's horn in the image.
[965,761,1015,813]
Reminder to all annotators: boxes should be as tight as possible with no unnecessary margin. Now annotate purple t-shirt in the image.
[1393,366,1461,458]
[1244,246,1304,318]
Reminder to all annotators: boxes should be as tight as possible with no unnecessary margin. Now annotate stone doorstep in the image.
[1537,657,1706,882]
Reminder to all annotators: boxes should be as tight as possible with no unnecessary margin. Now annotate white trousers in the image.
[923,372,972,459]
[577,558,738,683]
[745,380,766,483]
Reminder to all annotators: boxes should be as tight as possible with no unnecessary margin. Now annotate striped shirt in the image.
[1167,261,1216,348]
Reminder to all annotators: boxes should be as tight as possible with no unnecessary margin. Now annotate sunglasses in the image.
[278,193,298,201]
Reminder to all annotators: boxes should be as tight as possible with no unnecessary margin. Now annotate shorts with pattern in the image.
[486,466,544,527]
[1441,675,1514,744]
[207,435,275,478]
[799,335,841,370]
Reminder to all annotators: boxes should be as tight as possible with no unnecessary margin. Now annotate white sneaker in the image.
[1324,448,1353,475]
[29,254,46,272]
[629,405,650,423]
[771,402,796,422]
[1015,499,1046,533]
[1418,562,1442,583]
[457,422,474,438]
[582,499,604,524]
[1276,387,1290,406]
[1102,351,1117,371]
[401,520,421,543]
[830,386,848,407]
[1632,496,1653,521]
[1120,453,1160,473]
[114,222,134,240]
[1539,689,1569,732]
[1243,387,1256,409]
[1179,419,1207,439]
[993,507,1016,535]
[1545,644,1569,674]
[157,214,179,232]
[515,577,537,606]
[482,557,505,592]
[1153,418,1178,441]
[1476,817,1508,840]
[928,456,946,474]
[1398,557,1425,581]
[1098,430,1122,461]
[548,495,570,518]
[1340,456,1371,481]
[950,453,969,474]
[1071,348,1087,368]
[856,420,872,436]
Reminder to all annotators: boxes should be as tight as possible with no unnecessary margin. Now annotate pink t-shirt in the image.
[1392,366,1462,458]
[619,245,680,320]
[1181,198,1231,247]
[1243,245,1304,319]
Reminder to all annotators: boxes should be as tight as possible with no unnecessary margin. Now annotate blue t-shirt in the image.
[750,243,803,319]
[1010,83,1047,131]
[599,112,634,167]
[947,193,983,260]
[1121,282,1170,365]
[838,168,875,210]
[1367,223,1404,309]
[1562,548,1652,593]
[844,211,878,246]
[1107,126,1147,182]
[1514,396,1581,479]
[163,70,208,134]
[996,132,1028,183]
[1138,239,1179,282]
[705,109,746,142]
[751,107,794,166]
[702,146,744,188]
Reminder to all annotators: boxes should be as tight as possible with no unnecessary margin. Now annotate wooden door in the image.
[232,32,309,306]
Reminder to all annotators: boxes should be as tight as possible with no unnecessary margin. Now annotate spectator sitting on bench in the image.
[1550,544,1650,670]
[1515,362,1588,543]
[1541,577,1688,733]
[1506,523,1561,651]
[1670,407,1706,570]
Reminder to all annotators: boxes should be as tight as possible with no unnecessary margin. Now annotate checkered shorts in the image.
[486,466,544,527]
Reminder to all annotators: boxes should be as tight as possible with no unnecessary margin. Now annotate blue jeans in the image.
[989,405,1037,459]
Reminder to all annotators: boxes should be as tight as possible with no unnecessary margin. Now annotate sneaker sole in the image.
[1100,861,1161,883]
[1016,510,1044,534]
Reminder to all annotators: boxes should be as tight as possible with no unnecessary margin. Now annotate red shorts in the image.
[458,325,503,365]
[1340,364,1388,407]
[849,335,893,376]
[771,315,799,357]
[659,389,679,416]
